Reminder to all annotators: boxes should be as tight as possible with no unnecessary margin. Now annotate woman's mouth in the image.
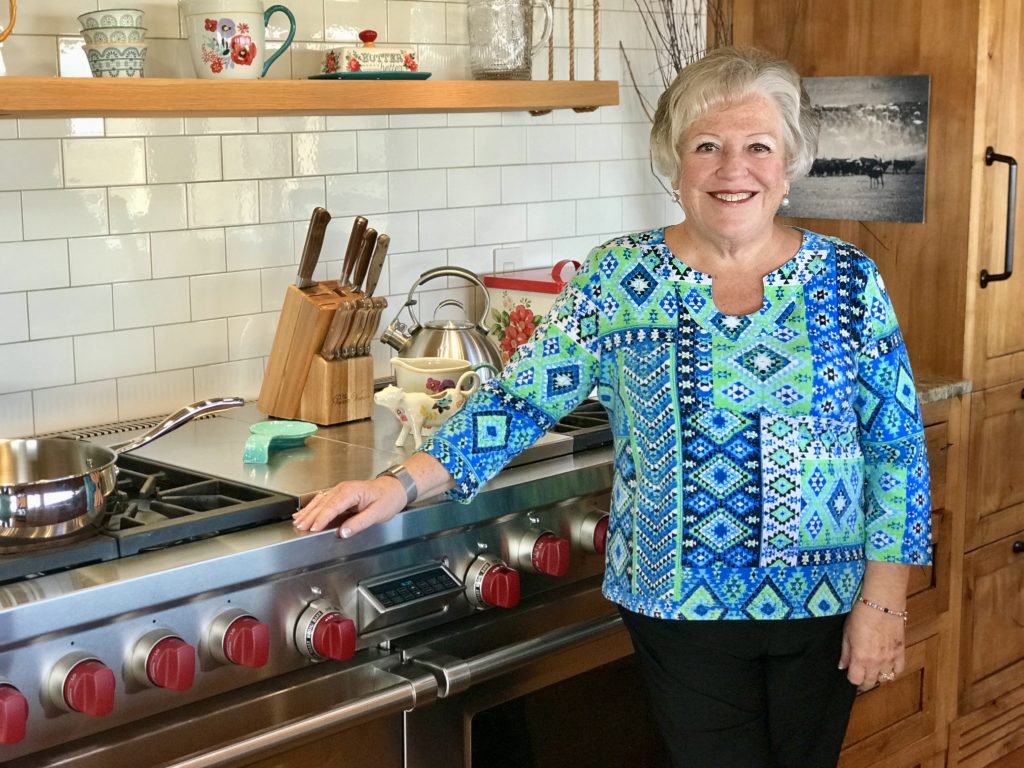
[712,192,755,202]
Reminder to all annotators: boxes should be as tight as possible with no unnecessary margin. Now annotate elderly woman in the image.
[294,46,931,768]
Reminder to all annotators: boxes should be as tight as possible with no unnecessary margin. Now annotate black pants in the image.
[620,608,857,768]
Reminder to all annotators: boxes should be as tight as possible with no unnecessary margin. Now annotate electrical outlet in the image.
[493,246,524,273]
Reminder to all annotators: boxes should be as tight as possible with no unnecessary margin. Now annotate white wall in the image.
[0,0,688,435]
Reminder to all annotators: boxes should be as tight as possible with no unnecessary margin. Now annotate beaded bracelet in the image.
[857,596,909,623]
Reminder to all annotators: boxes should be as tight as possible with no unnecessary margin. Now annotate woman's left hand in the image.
[839,602,906,691]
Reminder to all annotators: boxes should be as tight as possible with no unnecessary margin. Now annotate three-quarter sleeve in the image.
[418,251,604,502]
[853,262,932,565]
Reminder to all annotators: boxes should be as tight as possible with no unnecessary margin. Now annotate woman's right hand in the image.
[293,476,408,539]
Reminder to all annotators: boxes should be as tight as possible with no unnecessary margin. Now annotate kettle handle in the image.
[402,266,493,333]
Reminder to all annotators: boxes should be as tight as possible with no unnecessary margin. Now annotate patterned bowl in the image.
[81,26,147,44]
[85,43,147,78]
[78,9,145,29]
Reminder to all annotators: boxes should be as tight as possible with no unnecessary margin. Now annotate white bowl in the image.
[78,9,145,29]
[85,43,147,78]
[81,26,147,44]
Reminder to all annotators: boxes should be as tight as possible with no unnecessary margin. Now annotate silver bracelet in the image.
[376,463,418,506]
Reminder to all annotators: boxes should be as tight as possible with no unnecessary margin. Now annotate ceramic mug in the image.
[179,0,295,79]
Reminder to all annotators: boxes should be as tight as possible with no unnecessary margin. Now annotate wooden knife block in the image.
[257,281,374,425]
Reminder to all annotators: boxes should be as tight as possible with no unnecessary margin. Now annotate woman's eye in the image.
[749,143,773,153]
[695,142,718,152]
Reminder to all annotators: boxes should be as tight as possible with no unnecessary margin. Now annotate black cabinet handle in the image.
[1014,540,1024,554]
[980,147,1017,287]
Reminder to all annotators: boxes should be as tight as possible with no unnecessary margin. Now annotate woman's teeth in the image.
[713,192,754,202]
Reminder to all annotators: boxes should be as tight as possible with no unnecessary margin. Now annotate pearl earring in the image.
[671,188,681,202]
[781,196,790,207]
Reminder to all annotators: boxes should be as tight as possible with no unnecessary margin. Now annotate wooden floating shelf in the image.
[0,77,619,118]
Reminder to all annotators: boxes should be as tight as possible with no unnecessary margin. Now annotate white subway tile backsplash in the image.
[389,169,446,212]
[419,127,474,168]
[527,200,576,240]
[387,249,447,294]
[599,158,662,196]
[294,132,358,176]
[110,184,188,233]
[188,181,259,228]
[155,319,229,370]
[391,114,447,130]
[475,204,527,245]
[105,118,186,138]
[576,196,622,236]
[260,117,326,134]
[552,161,600,200]
[575,124,623,161]
[475,127,526,166]
[0,294,28,344]
[358,129,418,172]
[0,240,69,291]
[0,121,15,140]
[324,0,385,41]
[17,118,104,139]
[325,172,389,216]
[194,358,264,402]
[446,167,501,209]
[0,338,74,395]
[143,38,196,79]
[447,113,502,128]
[227,223,295,271]
[223,134,294,180]
[259,178,326,223]
[23,188,108,239]
[0,139,62,191]
[63,138,146,188]
[502,165,552,204]
[117,369,196,421]
[418,207,474,251]
[228,312,279,360]
[113,278,191,328]
[75,328,155,383]
[445,2,468,44]
[356,211,419,253]
[527,125,576,164]
[388,1,447,43]
[69,235,152,285]
[151,228,227,278]
[33,380,119,435]
[146,136,222,183]
[261,266,296,311]
[29,285,113,340]
[0,192,23,242]
[326,115,389,131]
[190,270,262,321]
[0,392,34,437]
[623,193,671,232]
[0,34,59,77]
[184,118,259,135]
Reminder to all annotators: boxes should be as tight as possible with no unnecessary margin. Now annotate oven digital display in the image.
[357,562,464,634]
[368,567,459,608]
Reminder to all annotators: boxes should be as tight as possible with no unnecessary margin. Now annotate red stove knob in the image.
[55,657,115,717]
[294,599,356,662]
[147,638,196,691]
[131,630,197,690]
[0,684,28,744]
[465,555,521,609]
[575,509,610,556]
[592,515,609,555]
[209,610,270,669]
[531,533,570,577]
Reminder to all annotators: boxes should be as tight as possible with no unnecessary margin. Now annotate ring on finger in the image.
[879,670,896,683]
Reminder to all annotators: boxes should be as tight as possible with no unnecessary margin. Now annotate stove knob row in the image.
[129,629,196,691]
[47,652,116,718]
[294,598,356,662]
[465,554,521,609]
[208,609,271,669]
[0,682,29,744]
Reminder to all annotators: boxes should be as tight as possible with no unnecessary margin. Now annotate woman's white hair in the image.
[650,46,819,182]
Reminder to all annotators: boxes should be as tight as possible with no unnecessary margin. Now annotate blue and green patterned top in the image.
[421,228,932,621]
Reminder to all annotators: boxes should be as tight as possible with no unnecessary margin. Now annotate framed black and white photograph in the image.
[787,74,930,223]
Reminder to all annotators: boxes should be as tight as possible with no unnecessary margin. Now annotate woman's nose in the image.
[716,149,748,177]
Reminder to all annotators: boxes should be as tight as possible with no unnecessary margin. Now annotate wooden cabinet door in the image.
[967,0,1024,387]
[959,530,1024,713]
[964,382,1024,549]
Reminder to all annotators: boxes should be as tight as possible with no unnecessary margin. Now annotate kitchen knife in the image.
[337,215,368,293]
[362,233,390,298]
[350,228,378,294]
[342,296,375,358]
[320,301,356,360]
[295,207,332,289]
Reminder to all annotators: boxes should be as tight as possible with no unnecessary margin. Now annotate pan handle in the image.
[112,397,244,455]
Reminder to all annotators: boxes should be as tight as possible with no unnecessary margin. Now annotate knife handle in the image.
[296,207,331,288]
[340,216,368,288]
[363,233,390,298]
[352,228,378,292]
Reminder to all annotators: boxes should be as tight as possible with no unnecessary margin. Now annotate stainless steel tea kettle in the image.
[380,266,504,374]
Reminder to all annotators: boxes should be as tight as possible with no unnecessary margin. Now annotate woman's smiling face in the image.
[675,94,790,244]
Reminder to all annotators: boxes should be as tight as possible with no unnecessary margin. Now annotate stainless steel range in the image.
[0,400,658,768]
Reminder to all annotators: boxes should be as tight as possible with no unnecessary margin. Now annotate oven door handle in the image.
[408,612,624,698]
[161,675,432,768]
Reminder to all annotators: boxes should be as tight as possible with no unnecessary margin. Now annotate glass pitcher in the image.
[468,0,553,81]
